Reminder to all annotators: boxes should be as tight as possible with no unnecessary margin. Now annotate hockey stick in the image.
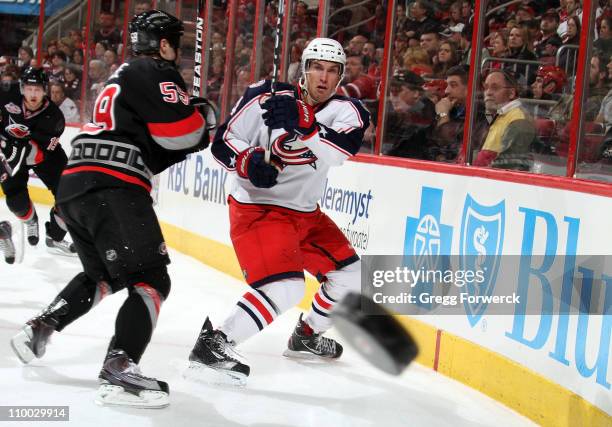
[193,0,205,97]
[0,143,26,179]
[264,0,285,164]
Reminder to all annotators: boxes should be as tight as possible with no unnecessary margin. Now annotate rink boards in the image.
[10,126,611,426]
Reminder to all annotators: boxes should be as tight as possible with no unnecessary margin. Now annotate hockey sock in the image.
[305,260,361,333]
[55,273,112,331]
[113,283,165,364]
[220,278,305,344]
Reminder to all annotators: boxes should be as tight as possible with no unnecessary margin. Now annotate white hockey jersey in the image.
[211,80,370,212]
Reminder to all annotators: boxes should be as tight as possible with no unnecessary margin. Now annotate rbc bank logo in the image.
[404,186,505,324]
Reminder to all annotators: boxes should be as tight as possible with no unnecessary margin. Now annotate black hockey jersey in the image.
[57,56,208,203]
[0,92,65,166]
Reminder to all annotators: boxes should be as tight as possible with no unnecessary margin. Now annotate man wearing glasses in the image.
[474,69,537,171]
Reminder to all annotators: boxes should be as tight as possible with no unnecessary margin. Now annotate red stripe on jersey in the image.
[147,110,204,138]
[62,166,152,192]
[314,292,332,310]
[244,292,274,324]
[30,140,44,164]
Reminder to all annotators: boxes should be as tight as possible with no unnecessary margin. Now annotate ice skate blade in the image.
[183,361,247,387]
[95,384,169,409]
[10,328,35,364]
[282,348,340,361]
[46,246,78,257]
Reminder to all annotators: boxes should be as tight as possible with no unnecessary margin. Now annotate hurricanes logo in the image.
[272,133,318,167]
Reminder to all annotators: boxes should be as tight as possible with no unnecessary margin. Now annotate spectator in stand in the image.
[535,9,563,59]
[287,43,304,85]
[507,25,537,84]
[17,47,33,73]
[346,35,368,56]
[440,22,465,46]
[594,16,612,56]
[290,1,316,40]
[93,10,122,51]
[396,3,408,32]
[530,65,568,101]
[134,0,152,15]
[447,2,463,27]
[404,1,440,45]
[362,41,380,79]
[420,30,441,63]
[49,52,67,83]
[58,38,75,64]
[433,40,460,78]
[423,79,447,104]
[403,46,433,76]
[87,59,108,110]
[559,15,581,75]
[63,65,81,101]
[515,5,538,26]
[68,29,84,50]
[71,48,84,72]
[103,49,118,70]
[429,65,474,162]
[49,82,79,123]
[475,70,537,170]
[461,0,472,24]
[393,32,410,70]
[337,53,377,100]
[558,0,583,39]
[94,41,110,60]
[383,69,435,159]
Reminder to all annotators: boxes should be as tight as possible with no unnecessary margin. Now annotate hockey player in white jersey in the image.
[187,38,370,385]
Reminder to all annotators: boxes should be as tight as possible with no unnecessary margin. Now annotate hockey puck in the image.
[331,292,418,376]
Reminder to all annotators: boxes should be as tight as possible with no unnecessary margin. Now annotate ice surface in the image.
[0,204,533,426]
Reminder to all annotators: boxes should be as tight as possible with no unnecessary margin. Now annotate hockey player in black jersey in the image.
[0,67,76,256]
[11,10,214,408]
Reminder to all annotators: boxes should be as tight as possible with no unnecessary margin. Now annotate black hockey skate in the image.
[96,349,169,408]
[184,317,250,386]
[24,213,39,246]
[0,221,15,264]
[10,298,68,364]
[283,314,343,360]
[45,236,77,256]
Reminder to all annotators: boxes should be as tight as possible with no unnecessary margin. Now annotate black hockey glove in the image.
[236,147,284,188]
[261,95,318,138]
[190,96,217,131]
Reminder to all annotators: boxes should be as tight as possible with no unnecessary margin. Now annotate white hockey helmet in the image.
[300,38,346,83]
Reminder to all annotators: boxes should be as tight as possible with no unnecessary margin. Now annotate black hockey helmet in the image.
[129,9,184,55]
[20,66,48,93]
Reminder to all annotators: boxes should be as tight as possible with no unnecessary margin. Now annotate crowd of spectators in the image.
[0,0,153,123]
[2,0,611,172]
[377,0,612,171]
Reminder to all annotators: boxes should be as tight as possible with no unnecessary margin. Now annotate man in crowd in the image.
[474,70,537,170]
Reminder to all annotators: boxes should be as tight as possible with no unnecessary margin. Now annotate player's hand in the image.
[261,95,318,138]
[236,147,284,188]
[190,96,217,131]
[4,123,31,143]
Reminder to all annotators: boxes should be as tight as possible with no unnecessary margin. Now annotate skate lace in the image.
[0,237,14,255]
[314,335,336,355]
[33,299,69,325]
[208,333,244,363]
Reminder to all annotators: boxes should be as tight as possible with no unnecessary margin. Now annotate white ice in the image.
[0,204,534,426]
